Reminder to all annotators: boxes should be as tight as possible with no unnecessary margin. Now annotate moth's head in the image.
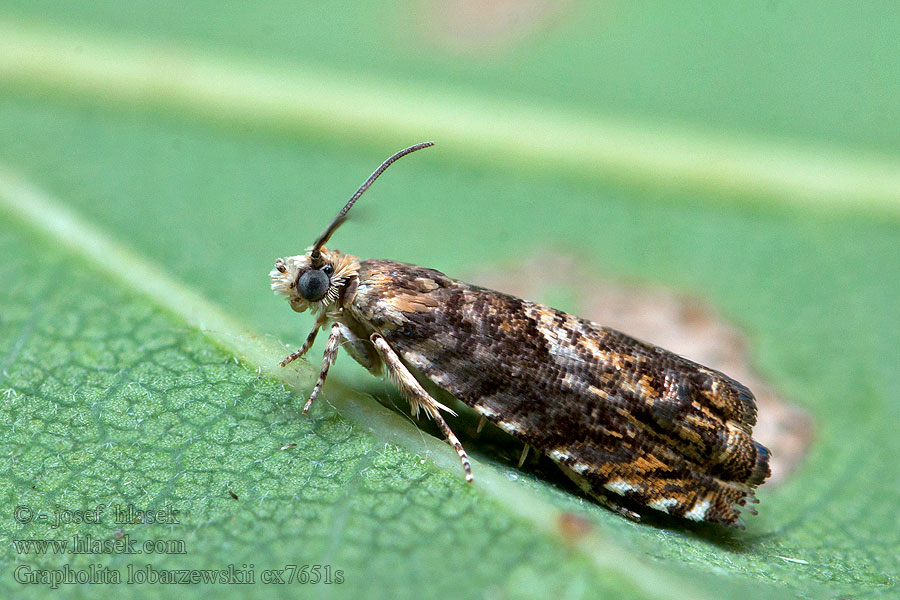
[270,248,359,313]
[269,142,434,314]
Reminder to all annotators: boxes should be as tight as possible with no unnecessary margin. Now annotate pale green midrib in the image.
[0,168,762,600]
[0,20,898,218]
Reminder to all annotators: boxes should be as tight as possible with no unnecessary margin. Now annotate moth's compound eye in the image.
[322,265,334,276]
[297,269,330,302]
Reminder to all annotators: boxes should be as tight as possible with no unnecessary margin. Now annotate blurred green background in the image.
[1,2,898,599]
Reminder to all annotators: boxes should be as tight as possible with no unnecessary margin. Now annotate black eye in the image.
[322,265,334,276]
[297,269,330,302]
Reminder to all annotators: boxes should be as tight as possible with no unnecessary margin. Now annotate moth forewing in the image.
[270,142,771,527]
[347,259,770,527]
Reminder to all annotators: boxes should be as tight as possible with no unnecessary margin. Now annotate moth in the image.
[270,142,771,527]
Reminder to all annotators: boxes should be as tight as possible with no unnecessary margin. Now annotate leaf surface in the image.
[1,5,899,598]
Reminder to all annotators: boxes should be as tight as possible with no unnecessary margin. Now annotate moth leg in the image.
[517,444,531,469]
[302,322,342,413]
[476,416,488,435]
[593,494,642,523]
[559,464,642,522]
[280,313,328,367]
[371,334,473,483]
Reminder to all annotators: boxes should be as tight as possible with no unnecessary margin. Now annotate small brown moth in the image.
[270,142,771,527]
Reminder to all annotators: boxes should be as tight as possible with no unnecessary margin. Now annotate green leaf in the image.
[1,5,899,599]
[0,182,653,598]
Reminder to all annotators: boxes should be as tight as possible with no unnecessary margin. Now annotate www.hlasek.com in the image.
[14,534,186,556]
[14,564,345,587]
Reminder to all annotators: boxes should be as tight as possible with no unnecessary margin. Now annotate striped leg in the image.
[371,334,473,483]
[302,322,342,413]
[280,313,328,367]
[559,464,642,522]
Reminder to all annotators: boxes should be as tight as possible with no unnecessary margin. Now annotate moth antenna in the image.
[310,141,434,266]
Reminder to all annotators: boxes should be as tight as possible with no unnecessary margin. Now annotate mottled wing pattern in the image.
[352,260,771,526]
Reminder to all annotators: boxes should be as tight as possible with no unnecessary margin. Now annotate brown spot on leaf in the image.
[416,0,572,55]
[557,512,593,542]
[469,253,814,487]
